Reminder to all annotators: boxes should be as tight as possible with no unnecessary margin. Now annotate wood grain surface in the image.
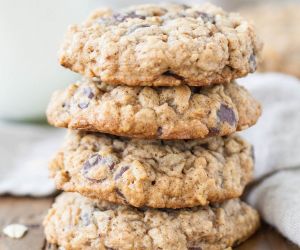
[0,196,299,250]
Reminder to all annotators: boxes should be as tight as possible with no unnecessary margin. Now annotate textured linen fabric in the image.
[248,170,300,246]
[238,73,300,246]
[0,122,63,196]
[239,73,300,178]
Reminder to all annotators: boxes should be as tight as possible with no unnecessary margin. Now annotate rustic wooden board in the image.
[0,196,299,250]
[0,196,53,250]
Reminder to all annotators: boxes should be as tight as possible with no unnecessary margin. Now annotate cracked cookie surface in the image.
[46,79,261,140]
[49,131,254,208]
[59,3,262,86]
[44,192,260,250]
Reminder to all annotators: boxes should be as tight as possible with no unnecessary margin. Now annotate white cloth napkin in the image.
[238,73,300,246]
[239,73,300,178]
[1,73,300,245]
[0,122,64,196]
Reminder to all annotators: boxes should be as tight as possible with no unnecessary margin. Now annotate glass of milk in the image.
[0,0,102,121]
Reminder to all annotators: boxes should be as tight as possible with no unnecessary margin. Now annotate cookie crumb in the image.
[3,224,28,239]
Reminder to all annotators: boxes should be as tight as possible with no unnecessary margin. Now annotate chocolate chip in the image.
[114,166,130,180]
[112,13,124,22]
[157,127,163,136]
[188,247,202,250]
[83,87,94,99]
[208,127,220,136]
[82,154,116,181]
[78,102,89,109]
[249,54,256,72]
[82,154,101,174]
[217,104,236,126]
[127,24,150,34]
[195,11,215,24]
[113,11,146,22]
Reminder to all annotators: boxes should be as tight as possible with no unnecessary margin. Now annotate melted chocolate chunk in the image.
[114,166,130,180]
[83,87,94,99]
[82,154,101,174]
[113,11,146,22]
[195,11,215,24]
[82,154,116,181]
[127,24,150,34]
[217,104,236,126]
[208,127,220,136]
[188,247,202,250]
[78,102,89,109]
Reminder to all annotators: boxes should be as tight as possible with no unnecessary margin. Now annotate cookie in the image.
[59,3,262,86]
[50,131,254,208]
[44,192,260,250]
[46,79,261,140]
[241,3,300,77]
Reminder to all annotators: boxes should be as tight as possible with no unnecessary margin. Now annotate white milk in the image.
[0,0,100,120]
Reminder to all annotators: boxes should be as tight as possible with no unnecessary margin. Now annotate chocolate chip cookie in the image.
[44,192,260,250]
[59,3,262,86]
[46,79,261,140]
[50,131,254,208]
[241,3,300,77]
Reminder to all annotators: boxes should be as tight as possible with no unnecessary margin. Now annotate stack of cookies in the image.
[44,3,262,250]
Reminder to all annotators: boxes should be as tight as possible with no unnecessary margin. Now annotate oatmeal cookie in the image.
[44,193,260,250]
[59,3,262,86]
[49,131,254,208]
[46,79,261,139]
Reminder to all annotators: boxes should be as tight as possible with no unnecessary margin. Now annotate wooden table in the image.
[0,196,299,250]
